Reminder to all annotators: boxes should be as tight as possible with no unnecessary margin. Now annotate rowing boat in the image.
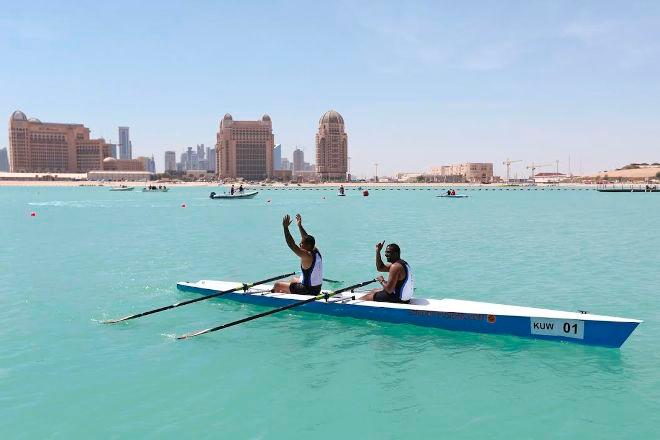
[438,194,468,198]
[176,280,641,348]
[209,191,258,199]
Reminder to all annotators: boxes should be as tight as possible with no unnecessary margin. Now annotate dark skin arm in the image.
[283,215,313,267]
[295,214,308,239]
[377,263,404,293]
[375,241,391,273]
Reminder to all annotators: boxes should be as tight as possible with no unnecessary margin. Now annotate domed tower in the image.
[316,110,348,181]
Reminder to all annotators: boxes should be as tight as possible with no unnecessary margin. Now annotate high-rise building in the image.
[216,113,274,180]
[316,110,348,181]
[8,110,111,173]
[146,155,156,173]
[164,151,176,172]
[118,126,131,159]
[107,143,117,159]
[0,147,9,172]
[197,144,205,161]
[207,148,216,172]
[293,148,304,172]
[281,157,293,171]
[273,144,282,170]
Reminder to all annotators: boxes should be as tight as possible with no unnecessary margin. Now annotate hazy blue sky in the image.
[2,0,659,176]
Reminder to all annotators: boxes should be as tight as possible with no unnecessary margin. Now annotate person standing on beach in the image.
[359,242,414,304]
[272,214,323,295]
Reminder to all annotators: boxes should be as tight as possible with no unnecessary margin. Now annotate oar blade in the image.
[101,271,295,325]
[101,315,133,324]
[177,328,210,340]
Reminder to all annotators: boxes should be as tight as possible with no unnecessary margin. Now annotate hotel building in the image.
[316,110,348,181]
[215,114,274,180]
[8,110,111,173]
[429,163,494,183]
[164,151,176,172]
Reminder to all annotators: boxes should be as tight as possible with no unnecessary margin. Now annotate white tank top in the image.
[395,260,414,301]
[300,250,323,287]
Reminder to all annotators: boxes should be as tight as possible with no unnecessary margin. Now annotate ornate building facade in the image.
[215,114,274,180]
[8,110,111,173]
[315,110,348,181]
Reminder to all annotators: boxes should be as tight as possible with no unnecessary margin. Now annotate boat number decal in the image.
[530,318,584,339]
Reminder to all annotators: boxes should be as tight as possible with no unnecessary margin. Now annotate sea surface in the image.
[1,185,658,439]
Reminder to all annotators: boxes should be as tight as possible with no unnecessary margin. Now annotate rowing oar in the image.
[102,272,296,324]
[177,278,377,340]
[322,278,343,284]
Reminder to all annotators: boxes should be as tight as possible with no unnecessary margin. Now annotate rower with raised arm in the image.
[359,241,414,303]
[272,214,323,295]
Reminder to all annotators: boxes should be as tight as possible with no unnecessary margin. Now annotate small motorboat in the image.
[209,191,258,199]
[142,187,169,192]
[109,186,134,192]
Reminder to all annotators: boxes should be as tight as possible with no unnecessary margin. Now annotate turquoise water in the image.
[1,185,659,438]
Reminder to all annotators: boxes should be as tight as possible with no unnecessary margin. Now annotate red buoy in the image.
[30,212,37,217]
[181,203,186,208]
[363,190,369,196]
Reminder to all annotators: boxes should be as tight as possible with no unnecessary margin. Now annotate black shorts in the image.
[289,282,322,296]
[373,290,410,304]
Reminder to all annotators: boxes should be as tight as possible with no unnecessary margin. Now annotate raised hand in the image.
[283,214,292,228]
[376,240,385,252]
[295,213,302,226]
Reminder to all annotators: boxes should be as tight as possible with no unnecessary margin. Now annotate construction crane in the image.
[526,162,554,182]
[502,158,522,183]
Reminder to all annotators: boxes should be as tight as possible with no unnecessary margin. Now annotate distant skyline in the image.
[2,1,659,177]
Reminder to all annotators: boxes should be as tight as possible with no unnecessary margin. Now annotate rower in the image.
[359,242,413,304]
[272,214,323,296]
[447,189,451,195]
[230,184,235,195]
[239,184,244,193]
[339,185,345,195]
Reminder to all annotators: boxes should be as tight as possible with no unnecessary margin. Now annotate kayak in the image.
[176,280,641,348]
[438,194,468,198]
[142,188,169,192]
[338,193,346,197]
[209,191,258,199]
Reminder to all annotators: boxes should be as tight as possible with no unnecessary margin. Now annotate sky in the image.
[1,0,659,177]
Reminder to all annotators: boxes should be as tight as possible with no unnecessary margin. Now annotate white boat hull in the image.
[176,280,641,348]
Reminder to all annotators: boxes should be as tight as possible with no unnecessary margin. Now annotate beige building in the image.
[316,110,348,181]
[215,114,274,180]
[87,170,152,181]
[102,156,148,171]
[430,163,494,183]
[8,110,111,173]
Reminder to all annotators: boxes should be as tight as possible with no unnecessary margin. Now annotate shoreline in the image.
[0,180,604,189]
